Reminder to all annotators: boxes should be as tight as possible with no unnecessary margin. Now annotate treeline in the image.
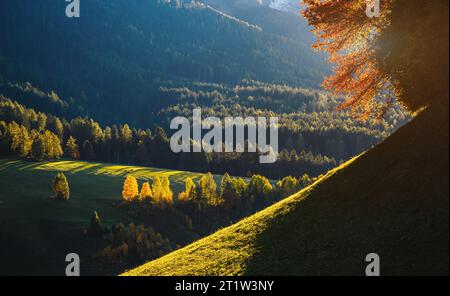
[117,172,314,254]
[121,172,312,218]
[157,80,410,160]
[0,98,336,179]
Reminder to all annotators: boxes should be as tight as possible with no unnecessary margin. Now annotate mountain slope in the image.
[123,105,449,276]
[0,0,328,126]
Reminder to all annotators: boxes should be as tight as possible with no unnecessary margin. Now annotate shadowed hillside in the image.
[123,104,449,276]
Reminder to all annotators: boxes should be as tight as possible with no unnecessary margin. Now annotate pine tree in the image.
[52,172,70,201]
[122,175,138,201]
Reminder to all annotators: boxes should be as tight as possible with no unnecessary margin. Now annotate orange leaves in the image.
[122,175,139,201]
[140,182,153,200]
[302,0,393,120]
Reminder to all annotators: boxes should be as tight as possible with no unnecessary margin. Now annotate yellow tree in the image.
[178,177,196,203]
[152,177,163,203]
[199,173,217,206]
[52,172,70,201]
[140,181,153,201]
[122,175,138,201]
[161,176,174,204]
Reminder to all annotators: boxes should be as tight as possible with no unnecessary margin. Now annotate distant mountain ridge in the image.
[0,0,328,126]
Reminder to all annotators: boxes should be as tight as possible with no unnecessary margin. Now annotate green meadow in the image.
[0,158,219,275]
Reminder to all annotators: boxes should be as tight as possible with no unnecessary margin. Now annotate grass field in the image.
[0,158,216,223]
[124,106,449,276]
[0,158,220,275]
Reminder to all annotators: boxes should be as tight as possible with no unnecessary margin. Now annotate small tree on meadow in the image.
[122,175,138,201]
[52,172,70,201]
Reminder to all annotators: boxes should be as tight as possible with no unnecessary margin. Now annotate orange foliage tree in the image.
[140,181,153,201]
[302,0,449,118]
[303,0,393,119]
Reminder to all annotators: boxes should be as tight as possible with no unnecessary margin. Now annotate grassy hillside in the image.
[0,159,218,275]
[124,105,449,276]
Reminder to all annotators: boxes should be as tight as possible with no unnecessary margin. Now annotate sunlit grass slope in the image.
[0,159,215,225]
[0,159,216,275]
[124,106,449,276]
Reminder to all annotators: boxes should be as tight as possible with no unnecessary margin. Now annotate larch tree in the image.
[152,177,163,203]
[302,0,449,118]
[300,173,312,188]
[65,136,80,159]
[140,181,153,201]
[178,177,196,202]
[161,176,174,204]
[52,172,70,201]
[276,176,300,196]
[198,173,217,205]
[122,175,139,201]
[220,173,233,197]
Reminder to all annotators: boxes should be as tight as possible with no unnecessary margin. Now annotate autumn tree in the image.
[161,176,174,204]
[140,181,153,201]
[178,177,196,203]
[300,173,313,187]
[31,130,63,161]
[302,0,449,118]
[9,122,32,158]
[122,175,139,201]
[219,173,233,197]
[65,136,80,159]
[31,130,45,161]
[244,174,273,209]
[52,172,70,201]
[220,173,241,209]
[150,177,161,203]
[276,176,300,196]
[198,173,217,206]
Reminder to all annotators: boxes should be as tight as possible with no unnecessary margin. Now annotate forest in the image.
[0,92,408,179]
